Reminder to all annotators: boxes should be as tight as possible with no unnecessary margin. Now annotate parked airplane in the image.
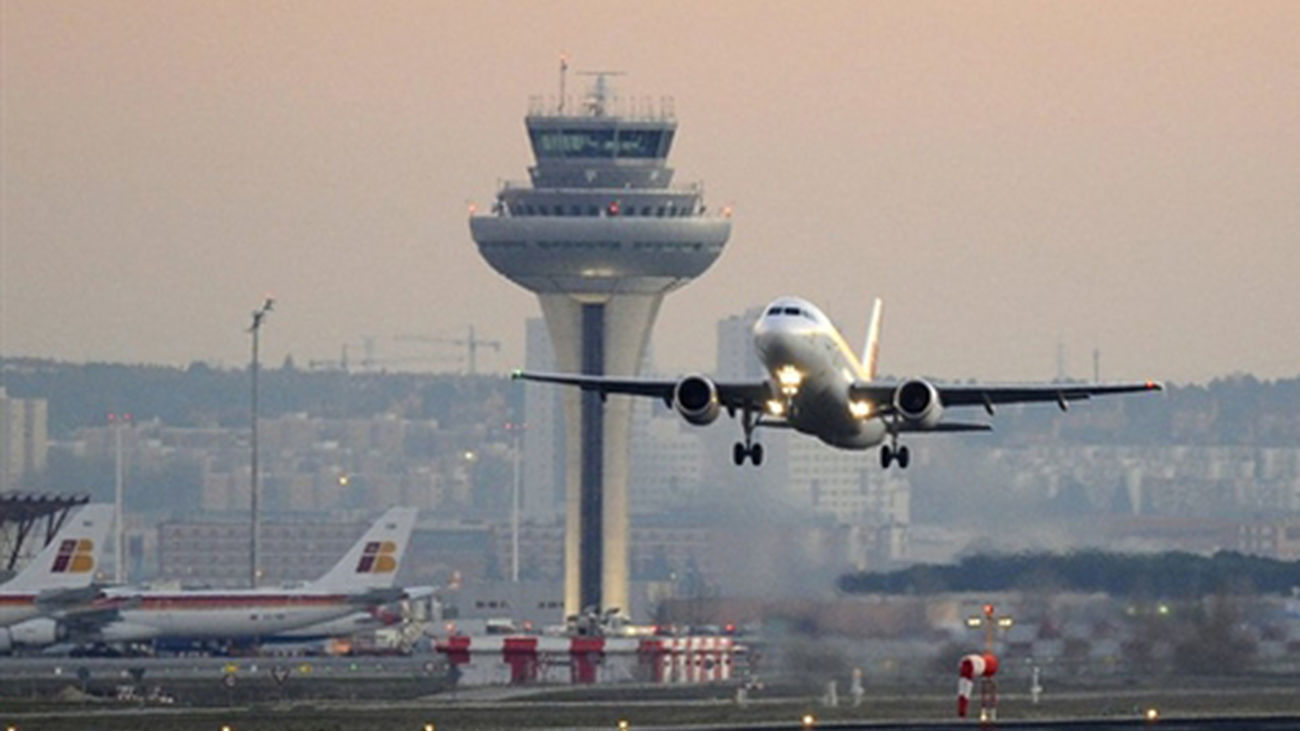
[271,585,435,643]
[72,506,419,647]
[514,296,1162,468]
[0,503,113,651]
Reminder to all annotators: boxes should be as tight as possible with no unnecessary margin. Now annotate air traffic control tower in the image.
[470,69,731,619]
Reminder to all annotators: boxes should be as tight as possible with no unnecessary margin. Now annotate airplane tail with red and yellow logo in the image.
[308,507,418,592]
[3,504,113,593]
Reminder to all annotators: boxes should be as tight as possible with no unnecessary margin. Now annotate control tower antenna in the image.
[577,71,626,117]
[558,53,569,114]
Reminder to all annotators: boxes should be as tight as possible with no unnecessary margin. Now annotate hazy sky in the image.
[3,1,1298,384]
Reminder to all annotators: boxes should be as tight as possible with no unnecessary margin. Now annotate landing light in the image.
[1145,708,1159,721]
[766,400,785,417]
[848,401,873,419]
[801,714,816,728]
[776,366,803,396]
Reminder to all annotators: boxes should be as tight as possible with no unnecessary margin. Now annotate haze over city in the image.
[3,0,1298,383]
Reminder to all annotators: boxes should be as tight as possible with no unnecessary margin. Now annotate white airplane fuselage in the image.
[0,597,44,628]
[96,589,364,642]
[753,296,888,450]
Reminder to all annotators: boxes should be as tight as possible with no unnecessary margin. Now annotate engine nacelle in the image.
[673,375,721,426]
[893,378,944,428]
[2,618,66,650]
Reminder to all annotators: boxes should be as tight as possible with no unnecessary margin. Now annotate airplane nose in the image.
[755,327,793,363]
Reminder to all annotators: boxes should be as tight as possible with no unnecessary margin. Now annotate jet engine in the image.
[894,379,944,428]
[0,618,65,651]
[673,375,721,426]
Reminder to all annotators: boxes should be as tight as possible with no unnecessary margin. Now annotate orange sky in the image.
[3,1,1298,383]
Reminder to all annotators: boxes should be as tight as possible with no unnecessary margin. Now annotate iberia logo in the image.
[355,541,397,574]
[51,539,95,574]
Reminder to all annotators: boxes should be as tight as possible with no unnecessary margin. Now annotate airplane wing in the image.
[850,380,1163,414]
[34,586,104,610]
[512,370,771,413]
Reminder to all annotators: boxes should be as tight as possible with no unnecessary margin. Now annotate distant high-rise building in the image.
[629,400,705,514]
[715,306,765,380]
[0,388,48,491]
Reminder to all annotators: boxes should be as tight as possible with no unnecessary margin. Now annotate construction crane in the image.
[309,337,460,373]
[395,326,501,375]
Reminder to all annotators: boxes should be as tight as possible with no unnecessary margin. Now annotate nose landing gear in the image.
[732,406,764,466]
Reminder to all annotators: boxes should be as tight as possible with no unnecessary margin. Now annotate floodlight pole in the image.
[111,412,130,584]
[248,297,274,588]
[509,422,523,583]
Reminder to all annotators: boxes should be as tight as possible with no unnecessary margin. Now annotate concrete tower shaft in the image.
[470,72,730,618]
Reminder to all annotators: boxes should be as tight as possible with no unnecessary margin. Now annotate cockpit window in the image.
[782,307,801,316]
[766,307,782,316]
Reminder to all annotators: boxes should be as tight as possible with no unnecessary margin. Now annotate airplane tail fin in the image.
[3,504,113,593]
[861,297,884,380]
[308,507,418,593]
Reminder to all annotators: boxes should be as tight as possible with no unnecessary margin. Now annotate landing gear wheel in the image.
[897,445,911,469]
[733,442,745,466]
[880,445,893,469]
[751,443,764,466]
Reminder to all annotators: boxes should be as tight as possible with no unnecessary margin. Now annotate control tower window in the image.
[530,129,616,158]
[615,129,665,158]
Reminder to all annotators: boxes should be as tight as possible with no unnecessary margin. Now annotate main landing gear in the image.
[733,406,763,466]
[880,440,910,470]
[733,441,763,466]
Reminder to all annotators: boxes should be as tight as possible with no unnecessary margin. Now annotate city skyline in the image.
[4,1,1299,384]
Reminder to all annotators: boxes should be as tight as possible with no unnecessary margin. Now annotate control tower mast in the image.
[470,63,731,619]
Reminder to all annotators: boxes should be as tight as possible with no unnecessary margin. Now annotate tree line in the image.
[838,549,1300,597]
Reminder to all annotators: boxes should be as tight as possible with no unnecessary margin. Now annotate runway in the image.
[4,655,1300,731]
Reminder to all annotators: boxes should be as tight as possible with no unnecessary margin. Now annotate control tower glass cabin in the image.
[470,74,731,619]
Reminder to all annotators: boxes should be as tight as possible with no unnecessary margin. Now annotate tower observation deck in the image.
[470,70,731,619]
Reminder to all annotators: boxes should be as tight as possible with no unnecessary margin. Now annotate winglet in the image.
[862,298,884,380]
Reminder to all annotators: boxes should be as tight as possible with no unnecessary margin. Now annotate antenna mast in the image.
[558,53,569,114]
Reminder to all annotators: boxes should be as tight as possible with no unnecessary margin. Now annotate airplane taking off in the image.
[0,503,113,651]
[69,507,419,647]
[514,296,1162,469]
